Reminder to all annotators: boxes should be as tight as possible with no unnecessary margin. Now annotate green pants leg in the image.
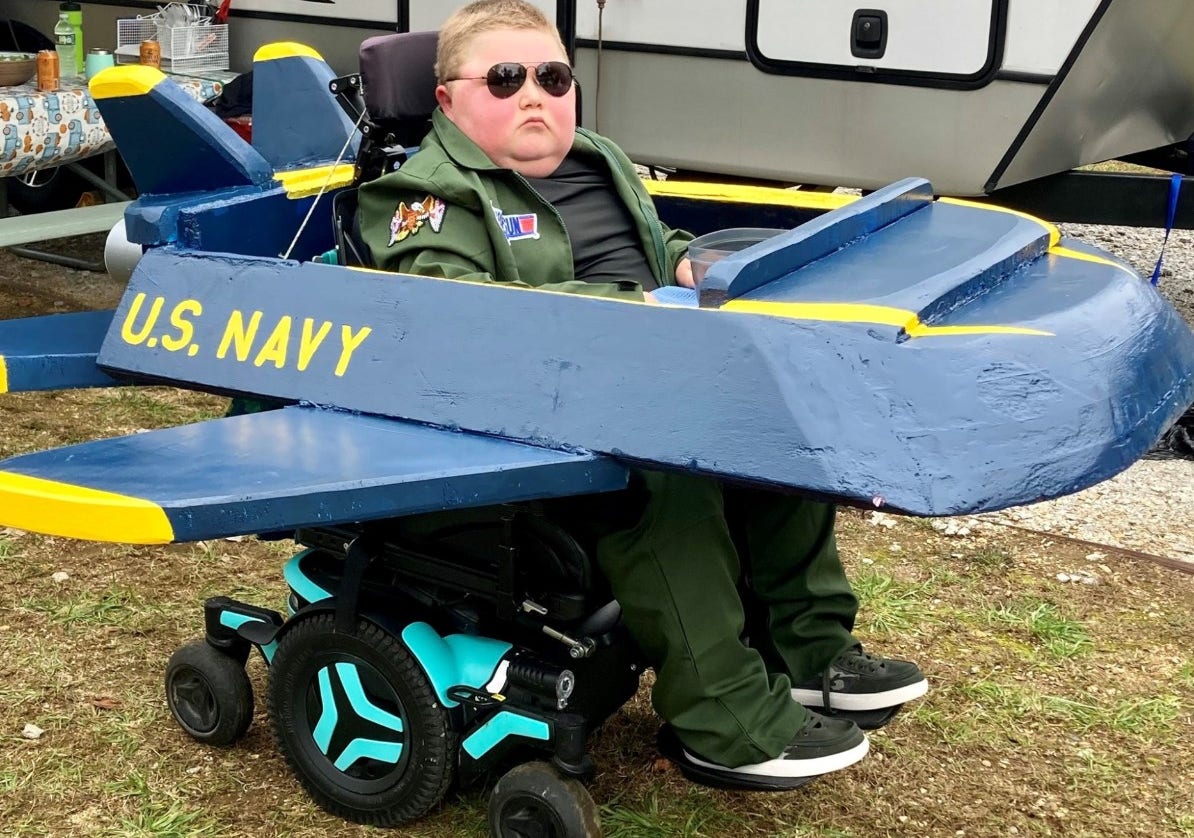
[594,471,806,767]
[726,486,859,684]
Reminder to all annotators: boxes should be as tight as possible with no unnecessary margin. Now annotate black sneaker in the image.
[659,711,868,791]
[791,645,928,714]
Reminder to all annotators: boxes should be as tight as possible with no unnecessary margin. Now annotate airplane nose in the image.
[105,217,144,282]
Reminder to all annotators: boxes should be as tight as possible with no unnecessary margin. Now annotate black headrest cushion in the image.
[359,31,440,123]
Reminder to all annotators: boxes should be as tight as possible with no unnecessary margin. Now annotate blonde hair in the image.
[435,0,567,83]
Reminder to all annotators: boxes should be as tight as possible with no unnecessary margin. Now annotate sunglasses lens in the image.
[536,62,574,96]
[481,62,574,98]
[486,63,528,98]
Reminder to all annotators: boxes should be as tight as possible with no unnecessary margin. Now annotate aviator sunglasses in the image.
[446,61,575,98]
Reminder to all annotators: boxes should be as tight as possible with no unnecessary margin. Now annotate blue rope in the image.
[1150,173,1183,286]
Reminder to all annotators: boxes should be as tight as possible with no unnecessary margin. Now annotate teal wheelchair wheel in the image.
[267,613,457,827]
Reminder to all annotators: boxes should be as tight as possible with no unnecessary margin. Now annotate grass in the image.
[20,584,160,629]
[850,566,937,635]
[116,799,225,838]
[95,387,227,429]
[957,681,1180,740]
[986,599,1093,659]
[1173,812,1194,836]
[602,789,747,837]
[968,546,1012,569]
[1,507,1186,838]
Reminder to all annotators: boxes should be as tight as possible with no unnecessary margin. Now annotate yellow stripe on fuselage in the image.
[0,472,174,543]
[939,197,1061,249]
[1050,245,1136,275]
[720,300,1052,338]
[0,356,7,393]
[643,179,855,212]
[273,164,357,199]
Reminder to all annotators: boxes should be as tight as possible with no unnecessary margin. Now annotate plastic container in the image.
[687,227,786,285]
[54,12,77,79]
[60,2,84,77]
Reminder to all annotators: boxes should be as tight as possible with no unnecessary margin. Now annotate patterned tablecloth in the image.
[1,75,224,178]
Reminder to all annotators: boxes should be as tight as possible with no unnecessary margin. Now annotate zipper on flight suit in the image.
[513,171,577,284]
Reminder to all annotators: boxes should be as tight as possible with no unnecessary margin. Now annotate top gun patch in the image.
[492,205,540,242]
[389,195,446,245]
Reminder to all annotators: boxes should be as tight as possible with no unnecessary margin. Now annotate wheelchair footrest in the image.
[204,596,284,650]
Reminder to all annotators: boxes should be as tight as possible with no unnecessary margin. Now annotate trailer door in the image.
[749,0,1004,87]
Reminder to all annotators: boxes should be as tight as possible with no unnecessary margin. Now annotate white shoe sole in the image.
[791,678,929,712]
[683,735,869,779]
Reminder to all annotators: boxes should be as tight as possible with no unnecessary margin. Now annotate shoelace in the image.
[820,647,885,708]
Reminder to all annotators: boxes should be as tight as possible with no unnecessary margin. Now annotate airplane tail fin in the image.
[251,42,361,169]
[88,64,273,196]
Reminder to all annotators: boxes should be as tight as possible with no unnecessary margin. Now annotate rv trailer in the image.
[6,0,1194,208]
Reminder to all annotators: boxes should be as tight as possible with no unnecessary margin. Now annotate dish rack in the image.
[115,15,229,73]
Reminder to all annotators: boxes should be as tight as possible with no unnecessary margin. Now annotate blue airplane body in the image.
[0,48,1191,544]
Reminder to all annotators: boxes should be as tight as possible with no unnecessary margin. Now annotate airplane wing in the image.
[0,311,123,392]
[0,406,628,544]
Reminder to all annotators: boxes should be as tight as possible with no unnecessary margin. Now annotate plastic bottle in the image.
[54,12,78,79]
[60,2,84,76]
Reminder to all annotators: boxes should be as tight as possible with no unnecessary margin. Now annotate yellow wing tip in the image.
[0,471,174,544]
[89,64,166,99]
[254,42,324,63]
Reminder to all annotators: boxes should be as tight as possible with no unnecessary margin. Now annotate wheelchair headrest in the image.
[360,30,439,125]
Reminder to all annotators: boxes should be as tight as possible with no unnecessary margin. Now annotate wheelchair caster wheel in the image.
[489,761,602,838]
[165,640,254,747]
[268,613,456,827]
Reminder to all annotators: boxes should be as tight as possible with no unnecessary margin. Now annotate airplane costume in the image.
[358,107,924,770]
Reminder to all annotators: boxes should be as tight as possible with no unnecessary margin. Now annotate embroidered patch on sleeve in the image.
[388,195,446,245]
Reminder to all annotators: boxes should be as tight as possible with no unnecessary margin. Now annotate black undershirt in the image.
[526,153,658,292]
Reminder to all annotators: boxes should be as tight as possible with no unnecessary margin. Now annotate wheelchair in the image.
[164,32,646,837]
[166,503,644,835]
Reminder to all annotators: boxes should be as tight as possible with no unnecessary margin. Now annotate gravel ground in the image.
[975,223,1194,562]
[2,210,1193,562]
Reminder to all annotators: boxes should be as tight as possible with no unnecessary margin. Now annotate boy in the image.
[358,0,927,787]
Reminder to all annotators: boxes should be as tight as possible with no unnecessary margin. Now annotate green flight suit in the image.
[358,109,692,296]
[359,109,859,767]
[588,473,857,766]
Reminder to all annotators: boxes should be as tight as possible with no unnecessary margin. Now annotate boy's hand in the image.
[675,258,695,288]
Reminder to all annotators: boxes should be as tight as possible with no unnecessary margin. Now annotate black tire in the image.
[4,167,90,214]
[268,613,456,827]
[489,761,603,838]
[165,640,254,747]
